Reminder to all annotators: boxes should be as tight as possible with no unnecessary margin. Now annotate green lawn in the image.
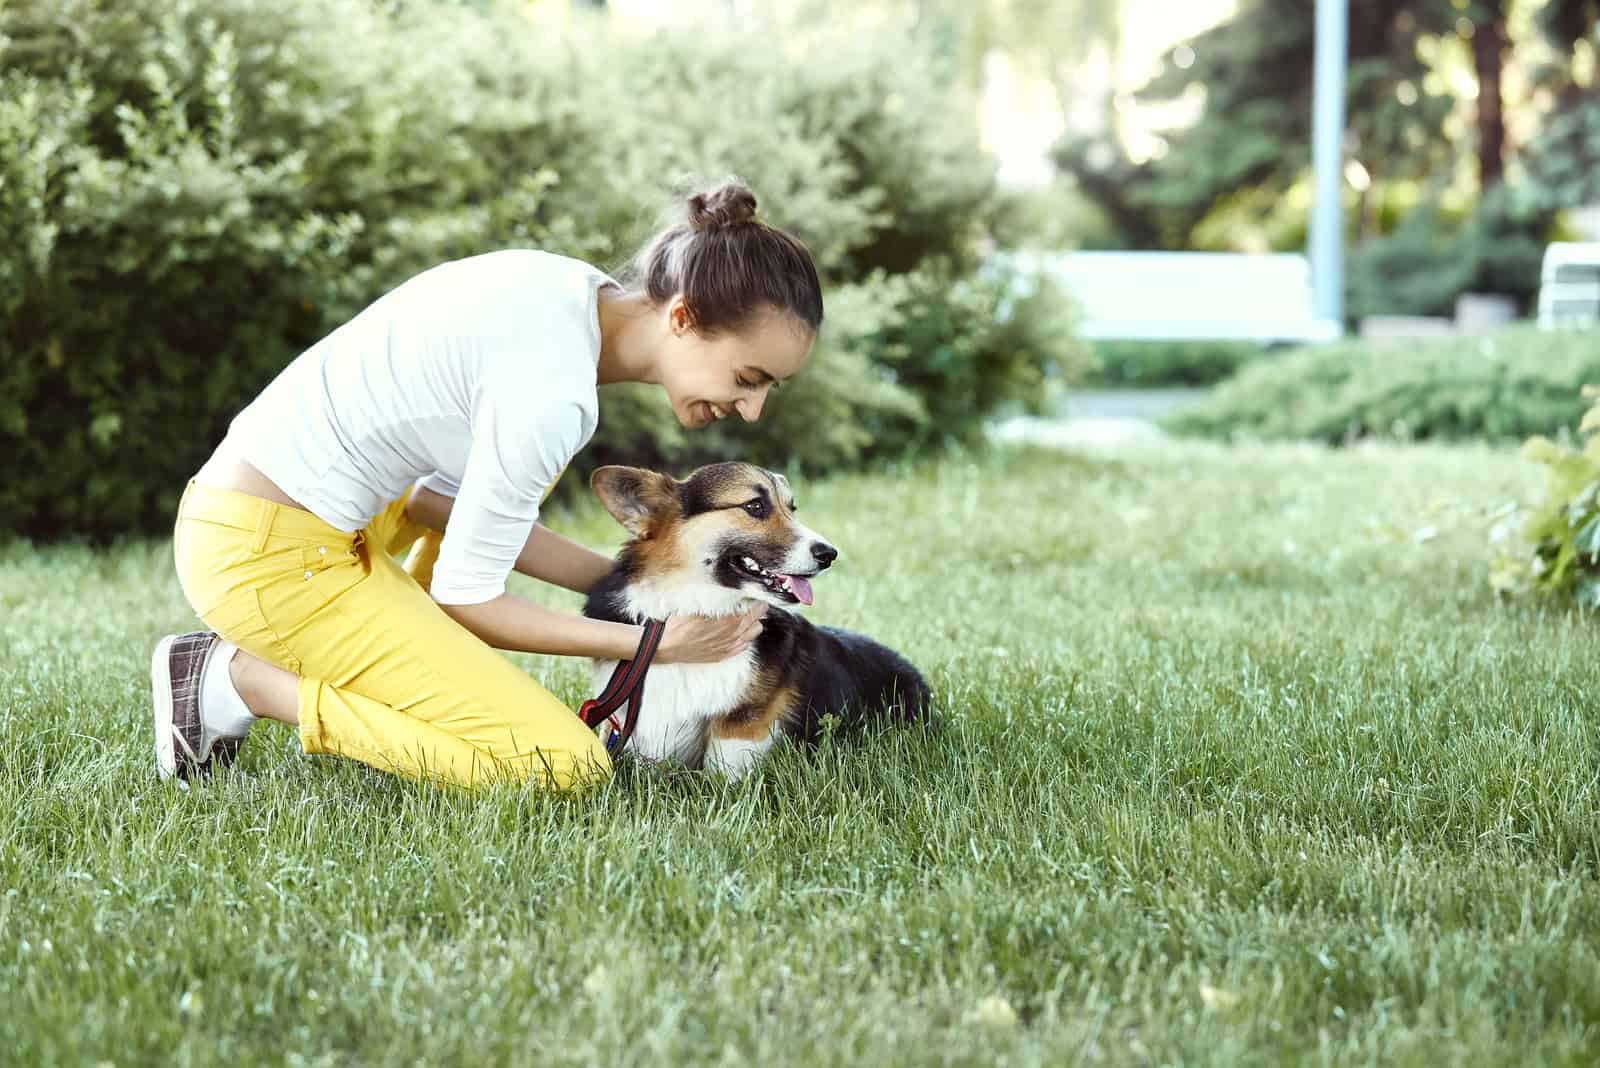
[4,441,1598,1066]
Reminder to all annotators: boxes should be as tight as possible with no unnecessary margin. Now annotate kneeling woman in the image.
[154,182,822,790]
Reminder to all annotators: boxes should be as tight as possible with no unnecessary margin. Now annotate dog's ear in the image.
[591,465,680,536]
[770,471,793,506]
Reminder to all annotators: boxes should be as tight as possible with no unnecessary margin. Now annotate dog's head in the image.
[591,462,837,611]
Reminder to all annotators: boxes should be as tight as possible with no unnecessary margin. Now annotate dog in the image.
[582,462,930,777]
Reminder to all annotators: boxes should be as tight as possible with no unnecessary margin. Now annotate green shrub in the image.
[1,0,588,537]
[1163,325,1600,444]
[1346,185,1553,322]
[988,181,1125,253]
[0,0,1081,538]
[1086,339,1264,387]
[1523,95,1600,211]
[1491,387,1600,605]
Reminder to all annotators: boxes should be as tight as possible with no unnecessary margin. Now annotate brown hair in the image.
[621,180,823,337]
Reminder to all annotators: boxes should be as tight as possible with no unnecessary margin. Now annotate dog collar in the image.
[579,618,667,755]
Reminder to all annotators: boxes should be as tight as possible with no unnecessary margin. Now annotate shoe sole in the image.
[151,634,210,781]
[151,635,179,780]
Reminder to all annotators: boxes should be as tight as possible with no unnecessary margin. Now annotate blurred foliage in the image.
[1164,324,1600,444]
[821,0,1119,109]
[988,182,1124,252]
[1086,340,1266,388]
[1056,0,1461,250]
[1523,92,1600,209]
[1492,383,1600,604]
[1346,183,1556,320]
[1053,0,1599,322]
[0,0,1090,538]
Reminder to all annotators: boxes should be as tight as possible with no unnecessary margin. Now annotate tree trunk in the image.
[1472,5,1508,186]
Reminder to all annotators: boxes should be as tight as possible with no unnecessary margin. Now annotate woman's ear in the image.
[590,466,680,536]
[666,296,693,337]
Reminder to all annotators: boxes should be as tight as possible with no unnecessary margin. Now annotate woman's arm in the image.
[516,525,615,595]
[408,487,764,662]
[440,595,644,659]
[441,594,764,664]
[406,485,613,594]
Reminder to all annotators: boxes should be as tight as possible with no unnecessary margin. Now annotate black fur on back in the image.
[582,561,931,749]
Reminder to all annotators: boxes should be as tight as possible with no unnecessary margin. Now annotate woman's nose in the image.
[737,389,768,422]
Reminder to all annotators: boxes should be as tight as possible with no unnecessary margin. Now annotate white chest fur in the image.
[590,579,785,775]
[591,649,755,763]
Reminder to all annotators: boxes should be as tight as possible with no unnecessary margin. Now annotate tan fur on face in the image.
[677,463,801,539]
[594,461,817,616]
[716,467,793,514]
[629,524,687,573]
[617,462,806,588]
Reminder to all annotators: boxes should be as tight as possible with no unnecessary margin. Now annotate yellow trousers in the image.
[171,481,610,789]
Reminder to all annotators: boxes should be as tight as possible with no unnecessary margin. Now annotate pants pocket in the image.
[254,542,371,670]
[194,586,304,675]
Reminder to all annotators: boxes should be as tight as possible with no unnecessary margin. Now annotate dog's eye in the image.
[744,499,768,519]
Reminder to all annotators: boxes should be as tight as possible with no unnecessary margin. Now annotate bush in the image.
[0,0,1082,538]
[1522,95,1600,211]
[1086,339,1264,387]
[1346,185,1553,322]
[1,0,590,537]
[1163,325,1600,444]
[1491,387,1600,606]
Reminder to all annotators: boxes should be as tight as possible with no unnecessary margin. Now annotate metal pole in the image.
[1310,0,1347,330]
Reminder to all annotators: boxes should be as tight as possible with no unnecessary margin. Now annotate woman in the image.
[153,181,823,791]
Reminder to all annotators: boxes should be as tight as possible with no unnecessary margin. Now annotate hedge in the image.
[1162,325,1600,445]
[0,0,1088,537]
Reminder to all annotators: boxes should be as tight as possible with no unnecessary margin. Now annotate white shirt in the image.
[228,250,618,605]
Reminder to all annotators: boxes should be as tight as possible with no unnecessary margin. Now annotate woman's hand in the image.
[655,604,766,664]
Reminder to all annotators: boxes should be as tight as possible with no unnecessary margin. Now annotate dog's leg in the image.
[703,727,780,779]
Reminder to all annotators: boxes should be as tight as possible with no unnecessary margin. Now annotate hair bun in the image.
[687,182,759,232]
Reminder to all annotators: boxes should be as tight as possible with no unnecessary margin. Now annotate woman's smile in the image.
[693,401,730,426]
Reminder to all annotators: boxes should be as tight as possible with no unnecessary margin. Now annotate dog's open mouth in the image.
[731,554,816,605]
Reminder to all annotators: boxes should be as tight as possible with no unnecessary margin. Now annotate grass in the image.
[3,440,1599,1066]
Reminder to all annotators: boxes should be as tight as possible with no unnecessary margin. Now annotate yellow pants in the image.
[171,481,611,789]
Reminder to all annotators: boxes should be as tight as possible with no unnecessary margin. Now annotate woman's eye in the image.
[736,376,755,389]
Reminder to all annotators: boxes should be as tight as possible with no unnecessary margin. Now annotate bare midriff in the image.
[193,440,308,512]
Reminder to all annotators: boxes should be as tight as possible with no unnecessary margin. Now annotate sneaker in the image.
[151,631,246,780]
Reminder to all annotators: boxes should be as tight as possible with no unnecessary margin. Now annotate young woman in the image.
[153,181,823,791]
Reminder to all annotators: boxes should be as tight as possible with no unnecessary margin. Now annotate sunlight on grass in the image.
[3,441,1597,1065]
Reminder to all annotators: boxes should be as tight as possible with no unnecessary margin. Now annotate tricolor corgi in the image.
[582,462,930,777]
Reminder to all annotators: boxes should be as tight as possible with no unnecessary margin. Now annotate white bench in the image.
[1537,242,1600,328]
[1001,250,1341,343]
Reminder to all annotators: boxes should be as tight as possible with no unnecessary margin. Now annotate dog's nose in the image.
[811,542,838,568]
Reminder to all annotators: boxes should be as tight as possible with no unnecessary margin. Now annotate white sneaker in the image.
[151,631,250,780]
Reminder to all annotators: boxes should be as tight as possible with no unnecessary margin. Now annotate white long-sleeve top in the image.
[228,250,618,605]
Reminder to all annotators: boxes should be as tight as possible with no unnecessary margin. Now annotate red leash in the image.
[579,618,666,755]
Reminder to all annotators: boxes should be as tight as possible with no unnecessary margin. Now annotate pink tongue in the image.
[784,574,814,606]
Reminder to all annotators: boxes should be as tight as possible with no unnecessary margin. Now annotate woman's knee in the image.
[519,731,612,791]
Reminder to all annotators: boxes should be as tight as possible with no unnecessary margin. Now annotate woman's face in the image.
[659,299,815,430]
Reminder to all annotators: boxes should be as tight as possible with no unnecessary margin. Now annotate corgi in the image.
[582,462,930,777]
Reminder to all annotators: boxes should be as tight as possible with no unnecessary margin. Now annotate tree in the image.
[1055,0,1475,250]
[810,0,1120,116]
[1523,0,1600,207]
[1468,1,1511,184]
